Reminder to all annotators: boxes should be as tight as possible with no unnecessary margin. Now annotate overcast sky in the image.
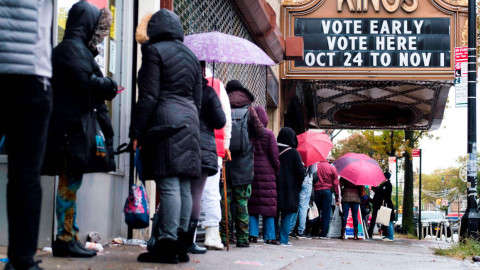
[332,86,479,175]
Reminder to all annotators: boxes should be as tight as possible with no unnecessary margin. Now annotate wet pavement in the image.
[0,236,477,270]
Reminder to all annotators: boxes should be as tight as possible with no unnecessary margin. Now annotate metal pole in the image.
[419,149,422,240]
[396,157,399,220]
[460,0,480,240]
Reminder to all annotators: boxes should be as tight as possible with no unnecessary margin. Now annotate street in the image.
[1,236,475,270]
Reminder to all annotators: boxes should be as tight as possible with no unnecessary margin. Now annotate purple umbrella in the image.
[183,31,275,66]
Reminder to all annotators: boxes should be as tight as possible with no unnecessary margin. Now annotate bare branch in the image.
[413,131,425,143]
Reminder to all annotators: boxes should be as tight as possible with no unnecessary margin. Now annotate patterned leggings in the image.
[56,164,83,242]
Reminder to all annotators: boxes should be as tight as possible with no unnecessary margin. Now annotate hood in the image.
[64,1,112,50]
[226,80,255,102]
[136,9,184,45]
[277,127,298,148]
[228,91,253,108]
[254,106,268,128]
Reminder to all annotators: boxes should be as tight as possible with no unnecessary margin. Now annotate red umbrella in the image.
[297,131,333,167]
[333,153,385,187]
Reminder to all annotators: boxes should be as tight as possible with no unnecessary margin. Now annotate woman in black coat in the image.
[42,1,117,258]
[186,61,226,254]
[276,127,305,246]
[131,9,202,264]
[368,172,396,241]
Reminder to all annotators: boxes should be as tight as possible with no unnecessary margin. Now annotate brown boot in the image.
[338,228,345,239]
[353,229,359,240]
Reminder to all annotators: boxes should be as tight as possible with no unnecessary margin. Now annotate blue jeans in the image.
[249,215,276,240]
[279,211,295,244]
[290,179,312,234]
[386,221,394,240]
[341,202,360,229]
[314,189,332,237]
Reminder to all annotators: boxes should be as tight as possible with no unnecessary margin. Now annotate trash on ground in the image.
[42,247,52,252]
[473,255,480,262]
[88,231,101,243]
[85,242,104,252]
[112,237,147,246]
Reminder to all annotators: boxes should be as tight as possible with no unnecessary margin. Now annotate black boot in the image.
[177,231,190,263]
[52,238,95,258]
[186,219,206,254]
[75,240,97,256]
[137,239,179,264]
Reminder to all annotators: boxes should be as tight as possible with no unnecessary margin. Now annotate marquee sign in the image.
[296,18,451,68]
[281,0,468,81]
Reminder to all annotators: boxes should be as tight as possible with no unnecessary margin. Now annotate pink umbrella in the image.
[297,131,333,167]
[333,153,385,187]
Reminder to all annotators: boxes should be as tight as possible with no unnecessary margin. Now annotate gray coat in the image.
[0,0,53,77]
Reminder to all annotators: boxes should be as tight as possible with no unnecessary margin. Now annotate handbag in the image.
[308,202,319,220]
[123,149,150,229]
[85,108,111,172]
[376,201,392,226]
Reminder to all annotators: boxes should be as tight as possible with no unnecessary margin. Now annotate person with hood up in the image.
[221,80,264,248]
[185,62,226,256]
[201,68,232,251]
[42,1,117,259]
[248,106,280,245]
[130,9,202,264]
[0,1,53,269]
[368,172,396,241]
[276,128,305,246]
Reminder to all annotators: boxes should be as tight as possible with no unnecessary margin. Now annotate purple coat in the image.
[248,106,280,217]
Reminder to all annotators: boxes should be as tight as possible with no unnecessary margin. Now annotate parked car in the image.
[414,211,451,237]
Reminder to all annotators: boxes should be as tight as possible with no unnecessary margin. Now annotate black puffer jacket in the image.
[130,9,202,180]
[200,78,226,176]
[43,1,117,176]
[276,127,305,212]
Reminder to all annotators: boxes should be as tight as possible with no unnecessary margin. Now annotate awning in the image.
[306,81,451,130]
[231,0,285,63]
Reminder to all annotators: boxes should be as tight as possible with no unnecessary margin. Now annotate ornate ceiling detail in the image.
[308,81,451,130]
[443,0,468,6]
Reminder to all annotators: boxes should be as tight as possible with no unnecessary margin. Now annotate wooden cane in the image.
[222,159,230,251]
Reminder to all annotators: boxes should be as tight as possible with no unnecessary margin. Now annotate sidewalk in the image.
[0,236,474,270]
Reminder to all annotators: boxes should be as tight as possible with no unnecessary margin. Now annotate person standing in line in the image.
[201,68,232,251]
[314,160,340,239]
[290,163,317,239]
[131,9,202,264]
[372,172,396,241]
[42,1,117,259]
[276,128,305,246]
[0,1,53,269]
[338,178,366,240]
[220,80,264,248]
[248,106,280,245]
[184,62,226,257]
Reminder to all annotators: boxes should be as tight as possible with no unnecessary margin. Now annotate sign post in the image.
[455,47,468,108]
[460,0,480,240]
[413,149,421,240]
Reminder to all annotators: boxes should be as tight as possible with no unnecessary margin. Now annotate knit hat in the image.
[384,172,391,180]
[226,80,255,102]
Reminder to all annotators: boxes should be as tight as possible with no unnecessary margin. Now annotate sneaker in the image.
[382,238,393,242]
[281,242,293,246]
[289,232,297,238]
[318,236,330,240]
[296,233,306,239]
[305,234,313,239]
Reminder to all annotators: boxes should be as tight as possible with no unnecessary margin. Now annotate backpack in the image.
[230,105,250,155]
